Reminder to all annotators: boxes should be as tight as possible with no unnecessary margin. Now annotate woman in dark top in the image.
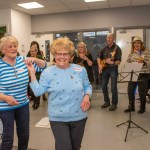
[28,46,44,110]
[27,41,47,102]
[27,41,42,57]
[73,42,94,83]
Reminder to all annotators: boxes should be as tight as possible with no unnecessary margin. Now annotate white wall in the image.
[0,9,11,34]
[31,5,150,33]
[11,9,31,56]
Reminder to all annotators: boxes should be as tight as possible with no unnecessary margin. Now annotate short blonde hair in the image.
[0,35,18,51]
[50,37,75,56]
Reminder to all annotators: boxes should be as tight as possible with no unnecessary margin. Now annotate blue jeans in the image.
[0,104,30,150]
[102,66,118,105]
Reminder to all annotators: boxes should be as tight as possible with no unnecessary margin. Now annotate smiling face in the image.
[77,44,86,54]
[51,37,75,69]
[30,45,37,57]
[2,40,18,60]
[54,48,71,69]
[133,41,142,51]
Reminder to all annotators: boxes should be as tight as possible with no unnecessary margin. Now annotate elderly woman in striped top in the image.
[124,36,150,114]
[0,35,46,150]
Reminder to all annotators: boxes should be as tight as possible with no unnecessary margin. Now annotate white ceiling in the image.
[1,0,150,15]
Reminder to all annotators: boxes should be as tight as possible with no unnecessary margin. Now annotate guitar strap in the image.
[114,45,118,52]
[111,45,118,60]
[104,45,118,59]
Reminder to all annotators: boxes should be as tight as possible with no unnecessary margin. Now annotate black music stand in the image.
[117,70,148,142]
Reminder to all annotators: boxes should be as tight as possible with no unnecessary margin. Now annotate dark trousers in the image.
[50,118,87,150]
[92,65,101,84]
[28,85,40,106]
[128,73,150,109]
[102,66,118,105]
[0,104,30,150]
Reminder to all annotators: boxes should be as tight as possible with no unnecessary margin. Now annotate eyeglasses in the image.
[55,53,70,57]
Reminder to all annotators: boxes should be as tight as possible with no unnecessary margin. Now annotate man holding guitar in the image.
[97,33,122,111]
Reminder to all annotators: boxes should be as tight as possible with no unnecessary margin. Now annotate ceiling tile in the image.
[86,1,109,9]
[108,0,131,7]
[0,0,150,15]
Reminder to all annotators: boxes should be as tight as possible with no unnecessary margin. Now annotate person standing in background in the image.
[124,36,150,114]
[27,41,47,101]
[28,46,44,110]
[98,33,122,111]
[27,41,42,57]
[26,37,92,150]
[73,42,94,84]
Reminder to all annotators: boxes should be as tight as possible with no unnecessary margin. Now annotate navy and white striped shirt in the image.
[0,56,44,111]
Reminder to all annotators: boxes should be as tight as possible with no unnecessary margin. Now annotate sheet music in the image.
[119,62,143,82]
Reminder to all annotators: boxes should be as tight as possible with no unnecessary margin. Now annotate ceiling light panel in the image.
[17,2,44,9]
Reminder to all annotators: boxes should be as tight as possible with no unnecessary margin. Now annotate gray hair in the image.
[0,35,18,51]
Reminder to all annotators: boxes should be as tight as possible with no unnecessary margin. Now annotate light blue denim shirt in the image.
[30,64,92,122]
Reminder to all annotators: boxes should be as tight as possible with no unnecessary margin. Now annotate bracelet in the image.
[84,93,91,98]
